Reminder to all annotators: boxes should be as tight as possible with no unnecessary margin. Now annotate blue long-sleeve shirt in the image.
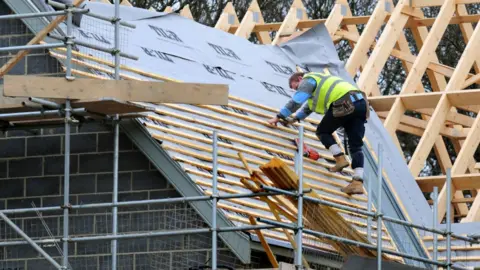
[278,78,316,121]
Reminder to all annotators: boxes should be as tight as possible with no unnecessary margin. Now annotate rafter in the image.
[271,0,307,45]
[423,21,480,222]
[215,2,240,33]
[235,0,271,43]
[357,0,409,95]
[345,0,392,76]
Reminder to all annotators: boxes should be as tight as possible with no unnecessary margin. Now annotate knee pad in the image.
[349,145,362,155]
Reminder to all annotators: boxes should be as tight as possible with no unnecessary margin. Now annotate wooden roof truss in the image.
[204,0,480,225]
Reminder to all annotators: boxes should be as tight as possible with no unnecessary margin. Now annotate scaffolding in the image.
[0,1,480,270]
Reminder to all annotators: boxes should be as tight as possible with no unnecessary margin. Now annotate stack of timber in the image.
[260,157,387,259]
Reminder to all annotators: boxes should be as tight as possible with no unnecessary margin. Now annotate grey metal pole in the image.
[114,0,120,81]
[296,126,304,269]
[212,131,219,270]
[377,144,383,270]
[0,108,86,120]
[0,10,66,20]
[111,1,121,268]
[62,100,71,269]
[62,4,74,268]
[432,186,438,270]
[28,97,61,109]
[65,4,74,81]
[258,218,449,268]
[367,171,372,243]
[446,168,452,270]
[0,191,287,215]
[111,115,119,270]
[0,42,66,53]
[0,213,62,269]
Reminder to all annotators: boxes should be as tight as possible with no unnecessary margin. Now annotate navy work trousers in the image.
[316,98,367,169]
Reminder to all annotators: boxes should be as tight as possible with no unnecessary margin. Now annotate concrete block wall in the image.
[0,122,267,270]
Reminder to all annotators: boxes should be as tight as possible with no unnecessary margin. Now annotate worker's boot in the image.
[341,177,364,195]
[328,153,349,172]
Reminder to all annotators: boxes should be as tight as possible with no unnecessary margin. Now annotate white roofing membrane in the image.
[13,0,480,268]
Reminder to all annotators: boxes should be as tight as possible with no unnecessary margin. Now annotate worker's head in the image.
[289,72,305,90]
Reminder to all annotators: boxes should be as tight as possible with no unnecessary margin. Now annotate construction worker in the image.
[267,71,369,195]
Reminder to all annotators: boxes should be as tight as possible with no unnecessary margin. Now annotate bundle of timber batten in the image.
[260,157,388,259]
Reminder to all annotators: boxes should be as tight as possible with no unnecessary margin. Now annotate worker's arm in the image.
[277,78,316,119]
[295,105,313,121]
[267,78,316,126]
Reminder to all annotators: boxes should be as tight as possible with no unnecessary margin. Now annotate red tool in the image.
[294,138,320,161]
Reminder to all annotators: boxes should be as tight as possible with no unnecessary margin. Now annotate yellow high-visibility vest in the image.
[304,72,359,114]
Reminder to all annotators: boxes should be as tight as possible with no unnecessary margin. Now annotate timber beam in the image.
[417,173,480,192]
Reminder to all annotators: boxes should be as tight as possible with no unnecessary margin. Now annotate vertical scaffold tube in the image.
[377,144,383,270]
[111,115,119,270]
[63,100,71,269]
[446,168,452,270]
[212,131,219,270]
[433,186,438,270]
[114,0,120,80]
[296,126,304,269]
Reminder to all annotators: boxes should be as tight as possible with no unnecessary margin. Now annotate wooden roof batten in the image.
[211,0,480,225]
[10,0,480,265]
[211,0,480,261]
[61,0,480,261]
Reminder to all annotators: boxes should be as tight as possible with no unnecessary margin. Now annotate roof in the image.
[7,0,480,268]
[63,1,400,261]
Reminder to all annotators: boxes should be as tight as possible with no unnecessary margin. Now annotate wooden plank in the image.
[357,0,409,95]
[324,1,346,37]
[438,111,480,222]
[3,75,228,105]
[120,0,132,6]
[383,0,454,138]
[235,10,256,39]
[377,112,469,139]
[230,13,480,33]
[456,4,480,75]
[272,0,307,45]
[345,0,392,76]
[179,5,194,19]
[383,99,406,142]
[248,216,279,268]
[420,20,480,221]
[0,0,85,77]
[407,10,448,92]
[340,27,474,80]
[215,2,240,33]
[370,90,480,115]
[411,0,445,7]
[416,173,480,192]
[458,113,480,222]
[71,99,153,115]
[235,0,271,44]
[159,104,327,152]
[417,108,474,127]
[149,122,355,184]
[408,95,452,177]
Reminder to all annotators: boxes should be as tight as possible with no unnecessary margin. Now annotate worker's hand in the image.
[267,117,280,126]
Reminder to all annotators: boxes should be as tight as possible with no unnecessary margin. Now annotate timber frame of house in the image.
[4,0,480,268]
[112,0,480,225]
